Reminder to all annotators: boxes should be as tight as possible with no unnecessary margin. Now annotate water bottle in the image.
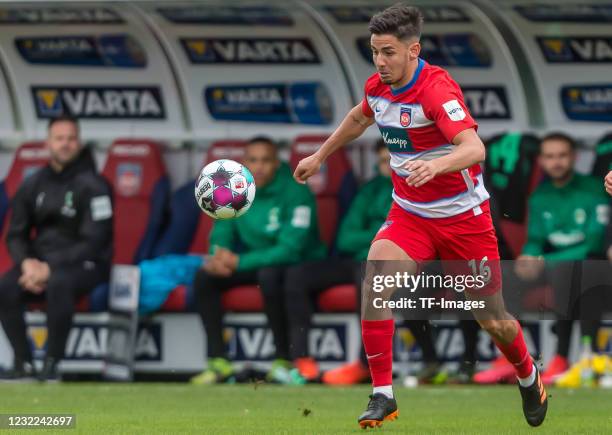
[579,336,594,387]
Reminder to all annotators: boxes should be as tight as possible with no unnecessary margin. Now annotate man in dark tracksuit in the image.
[0,116,113,381]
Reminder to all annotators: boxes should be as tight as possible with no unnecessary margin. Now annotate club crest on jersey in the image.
[400,105,412,127]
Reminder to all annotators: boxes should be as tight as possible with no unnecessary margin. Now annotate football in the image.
[194,159,256,219]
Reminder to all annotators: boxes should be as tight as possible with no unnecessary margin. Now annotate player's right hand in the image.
[293,153,322,184]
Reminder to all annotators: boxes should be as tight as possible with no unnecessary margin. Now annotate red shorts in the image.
[373,200,501,295]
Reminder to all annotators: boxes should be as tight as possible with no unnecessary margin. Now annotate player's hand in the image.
[215,247,239,273]
[204,256,232,277]
[405,160,440,187]
[19,258,47,293]
[514,255,544,281]
[605,171,612,195]
[293,153,323,184]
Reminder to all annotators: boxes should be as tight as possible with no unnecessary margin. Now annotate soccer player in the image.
[293,5,547,429]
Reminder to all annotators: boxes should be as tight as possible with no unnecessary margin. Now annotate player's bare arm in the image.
[293,104,374,184]
[405,128,486,187]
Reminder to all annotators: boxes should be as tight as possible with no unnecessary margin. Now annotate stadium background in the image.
[0,0,611,378]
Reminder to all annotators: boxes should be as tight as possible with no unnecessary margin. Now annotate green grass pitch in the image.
[0,383,610,434]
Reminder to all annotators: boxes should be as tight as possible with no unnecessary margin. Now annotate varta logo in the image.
[539,37,612,63]
[463,87,510,120]
[182,38,320,64]
[218,87,283,104]
[32,86,165,119]
[0,7,123,24]
[36,89,63,116]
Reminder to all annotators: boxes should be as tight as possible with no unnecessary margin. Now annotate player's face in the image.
[244,142,279,188]
[370,34,420,86]
[377,147,392,178]
[46,121,81,169]
[539,139,575,182]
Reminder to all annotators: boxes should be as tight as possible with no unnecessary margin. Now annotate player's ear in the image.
[408,41,421,60]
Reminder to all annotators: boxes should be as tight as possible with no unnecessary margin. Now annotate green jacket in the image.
[209,163,326,270]
[337,175,393,261]
[522,174,610,260]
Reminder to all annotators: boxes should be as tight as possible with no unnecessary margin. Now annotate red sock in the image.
[361,319,395,387]
[493,321,533,378]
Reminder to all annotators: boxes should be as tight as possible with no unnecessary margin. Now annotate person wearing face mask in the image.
[0,116,113,382]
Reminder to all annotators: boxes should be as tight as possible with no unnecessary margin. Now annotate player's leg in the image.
[258,265,303,384]
[284,259,356,382]
[465,290,547,426]
[322,261,371,385]
[0,266,35,379]
[438,209,547,426]
[192,269,257,384]
[358,239,414,428]
[43,263,108,381]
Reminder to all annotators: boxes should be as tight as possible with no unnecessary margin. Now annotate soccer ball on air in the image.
[195,159,256,219]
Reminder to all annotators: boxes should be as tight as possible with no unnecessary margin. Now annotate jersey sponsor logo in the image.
[291,205,312,228]
[157,6,293,26]
[91,195,113,221]
[462,87,511,120]
[379,127,414,152]
[32,86,165,119]
[357,33,490,67]
[181,38,319,64]
[515,4,612,23]
[561,85,612,122]
[325,6,469,23]
[0,7,123,24]
[16,34,146,67]
[205,82,333,125]
[116,163,143,197]
[400,105,412,127]
[442,99,466,121]
[538,37,612,63]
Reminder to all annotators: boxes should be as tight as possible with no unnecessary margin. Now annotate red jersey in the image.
[362,58,489,220]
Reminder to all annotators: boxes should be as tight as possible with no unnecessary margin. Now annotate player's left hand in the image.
[215,247,239,273]
[404,160,440,187]
[605,170,612,195]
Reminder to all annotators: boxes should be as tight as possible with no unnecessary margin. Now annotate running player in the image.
[293,4,547,429]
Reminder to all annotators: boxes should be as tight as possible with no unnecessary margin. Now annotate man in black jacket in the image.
[0,116,113,381]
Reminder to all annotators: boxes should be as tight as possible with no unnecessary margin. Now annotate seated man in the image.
[0,116,113,381]
[476,132,610,385]
[191,136,326,384]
